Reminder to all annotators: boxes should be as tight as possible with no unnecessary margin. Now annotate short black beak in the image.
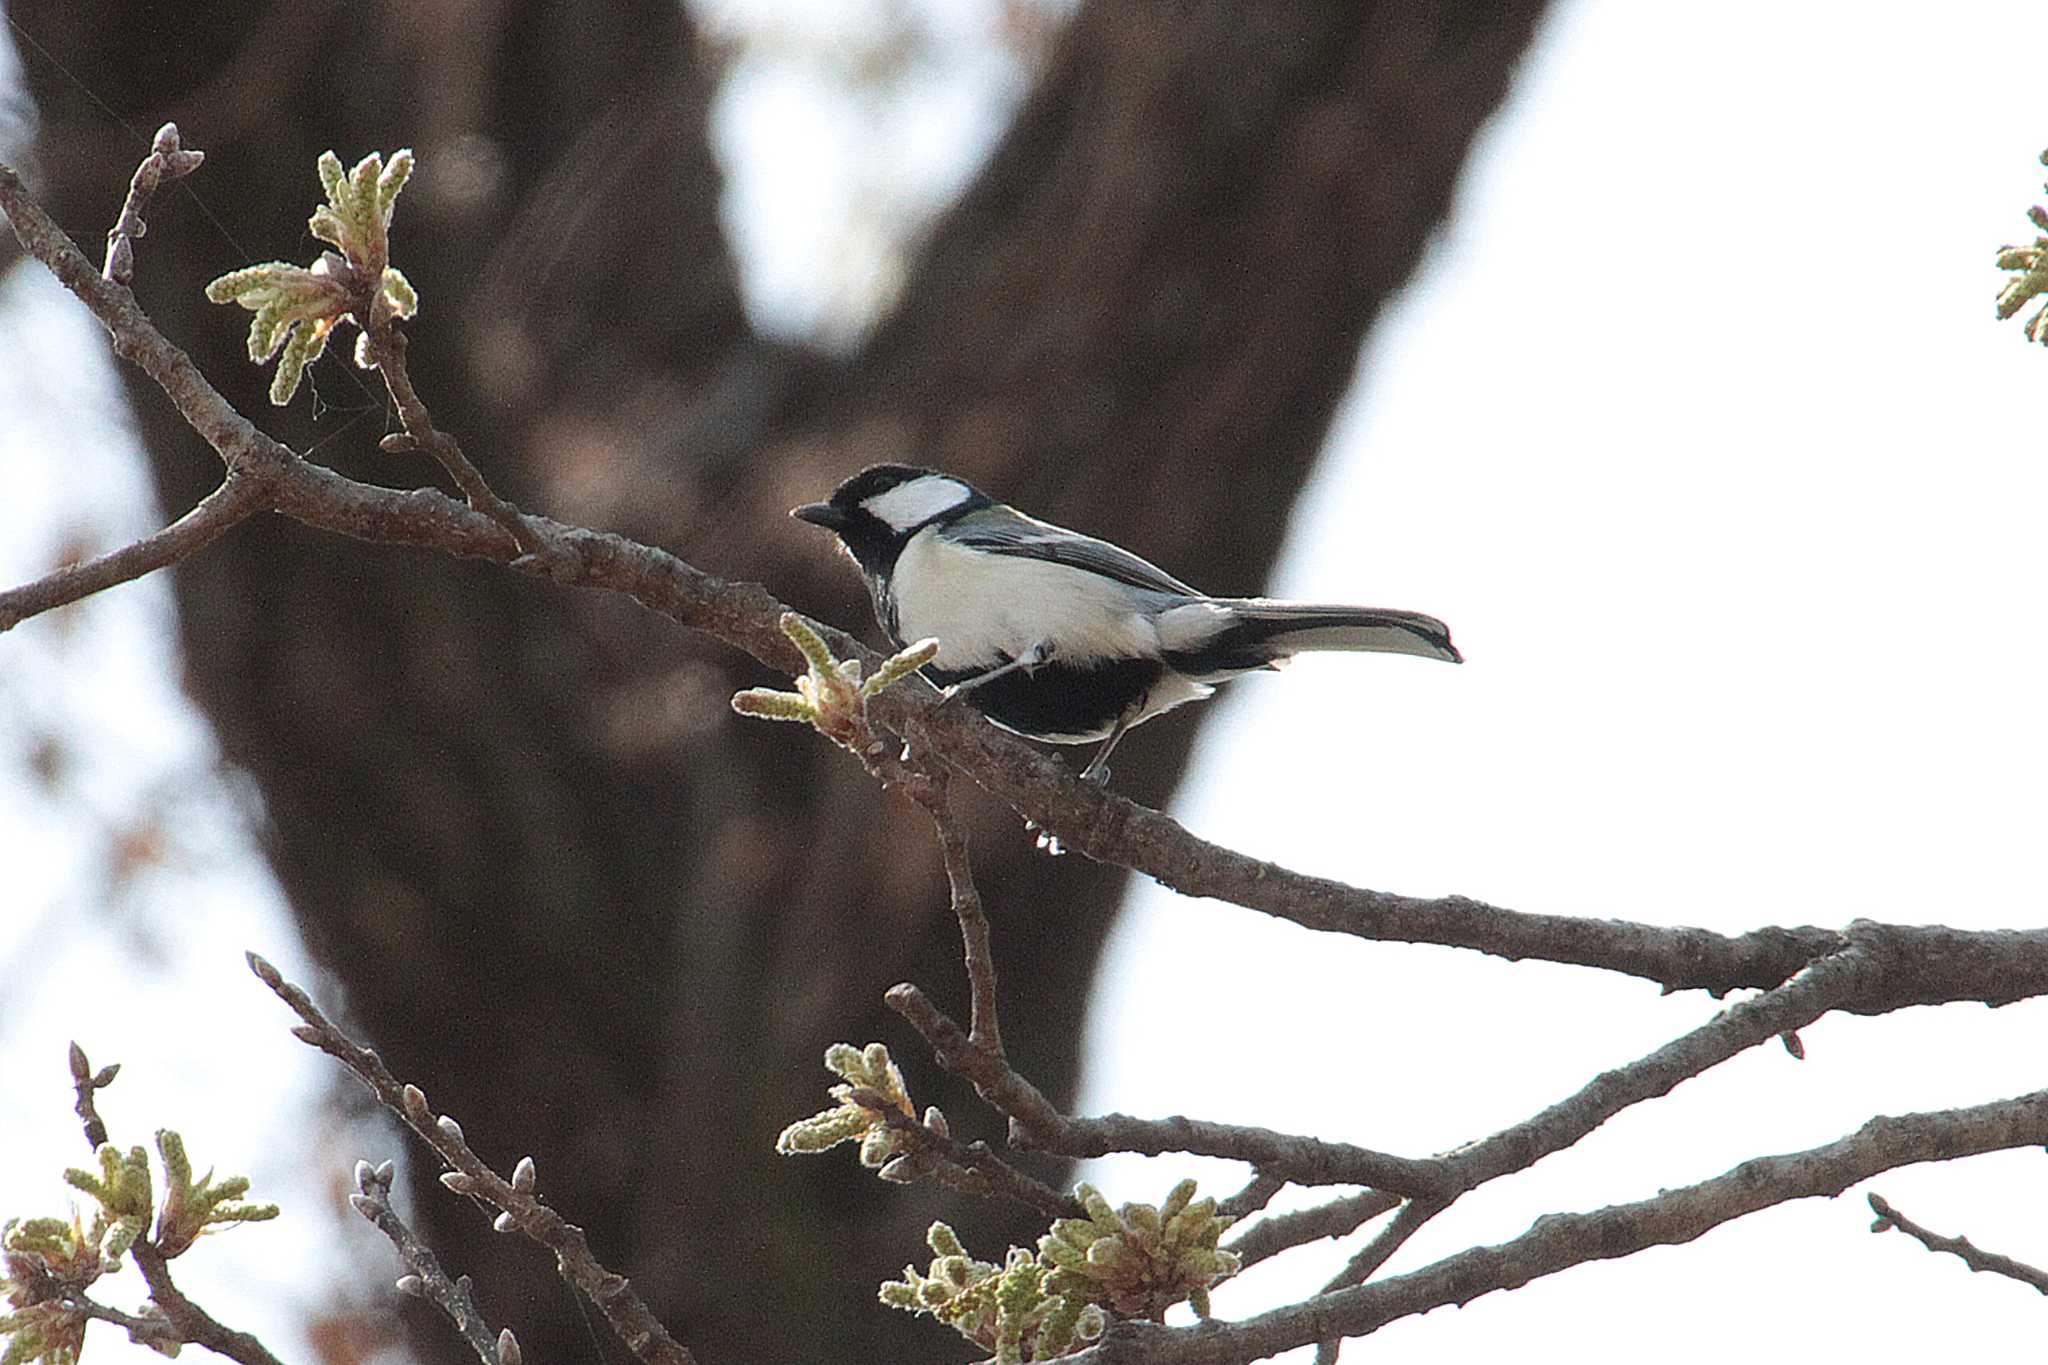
[791,501,848,530]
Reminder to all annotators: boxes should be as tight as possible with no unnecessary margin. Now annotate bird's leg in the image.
[1078,710,1134,787]
[937,640,1057,705]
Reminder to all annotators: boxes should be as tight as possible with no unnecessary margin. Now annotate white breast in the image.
[891,530,1166,670]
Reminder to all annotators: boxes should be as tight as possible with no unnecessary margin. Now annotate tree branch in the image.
[0,473,268,631]
[1217,1171,1288,1222]
[127,1243,288,1365]
[1069,1088,2048,1365]
[1433,934,1872,1197]
[1042,1113,1447,1197]
[1318,1197,1444,1296]
[1226,1190,1401,1271]
[1310,1196,1447,1364]
[74,1297,184,1352]
[901,768,1007,1056]
[882,919,1987,1340]
[357,320,552,565]
[1866,1191,2048,1295]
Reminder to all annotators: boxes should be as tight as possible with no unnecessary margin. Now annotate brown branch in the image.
[246,952,698,1365]
[0,473,268,631]
[8,155,2048,1010]
[885,981,1066,1135]
[1310,1197,1449,1363]
[1867,1192,2048,1295]
[74,1298,184,1352]
[1318,1197,1445,1296]
[128,1243,289,1365]
[1067,1088,2048,1365]
[1217,1171,1288,1222]
[1045,1113,1446,1197]
[900,767,1006,1054]
[357,321,553,565]
[875,729,1141,1223]
[1432,933,1875,1198]
[350,1159,522,1365]
[875,921,2014,1364]
[1226,1190,1401,1271]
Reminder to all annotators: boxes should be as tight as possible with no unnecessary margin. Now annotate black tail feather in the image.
[1170,601,1461,676]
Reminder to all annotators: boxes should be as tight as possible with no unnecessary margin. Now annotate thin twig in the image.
[102,122,205,285]
[75,1298,183,1350]
[850,1094,1083,1222]
[865,746,1078,1219]
[1050,1114,1446,1195]
[1328,1202,1439,1293]
[246,952,698,1365]
[358,321,555,566]
[885,981,1075,1140]
[350,1159,520,1364]
[1867,1192,2048,1295]
[1310,1197,1448,1363]
[1218,1171,1288,1221]
[66,1041,115,1149]
[902,769,1006,1054]
[1226,1190,1401,1270]
[0,473,269,631]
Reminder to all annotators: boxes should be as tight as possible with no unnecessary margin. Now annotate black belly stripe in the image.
[923,656,1163,742]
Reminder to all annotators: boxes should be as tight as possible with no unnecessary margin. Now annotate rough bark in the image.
[9,2,1548,1362]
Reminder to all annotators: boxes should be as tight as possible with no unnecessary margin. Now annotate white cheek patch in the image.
[862,475,974,533]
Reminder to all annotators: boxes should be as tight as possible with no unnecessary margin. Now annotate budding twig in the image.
[351,1159,521,1365]
[246,952,698,1365]
[1867,1192,2048,1295]
[103,122,205,285]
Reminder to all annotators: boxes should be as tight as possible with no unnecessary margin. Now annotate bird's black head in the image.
[791,464,988,575]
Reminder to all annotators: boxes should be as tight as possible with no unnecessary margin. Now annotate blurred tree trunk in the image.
[10,2,1546,1361]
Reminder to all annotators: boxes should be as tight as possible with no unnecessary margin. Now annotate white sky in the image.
[4,3,2047,1363]
[1079,4,2048,1360]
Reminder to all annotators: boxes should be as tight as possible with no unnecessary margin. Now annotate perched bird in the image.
[793,464,1460,784]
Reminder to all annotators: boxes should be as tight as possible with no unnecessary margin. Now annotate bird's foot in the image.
[937,640,1056,707]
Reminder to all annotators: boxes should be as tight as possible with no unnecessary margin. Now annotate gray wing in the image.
[948,505,1200,597]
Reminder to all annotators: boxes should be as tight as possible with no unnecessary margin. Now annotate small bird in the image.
[793,464,1460,784]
